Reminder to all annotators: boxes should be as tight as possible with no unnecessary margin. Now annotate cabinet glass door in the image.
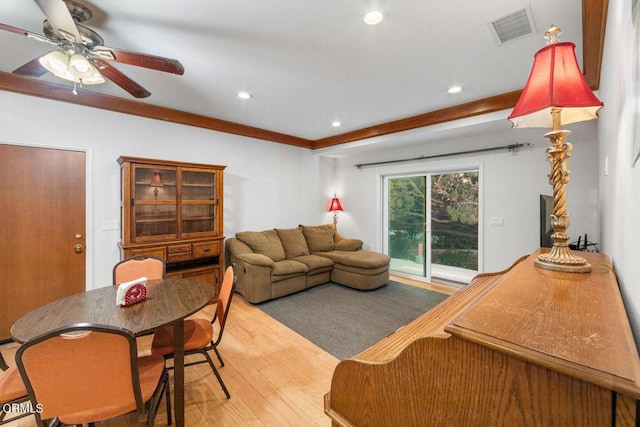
[181,169,218,236]
[132,166,177,241]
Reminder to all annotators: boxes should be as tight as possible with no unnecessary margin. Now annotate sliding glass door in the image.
[384,169,479,285]
[386,175,428,277]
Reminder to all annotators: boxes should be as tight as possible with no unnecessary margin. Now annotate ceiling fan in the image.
[0,0,184,98]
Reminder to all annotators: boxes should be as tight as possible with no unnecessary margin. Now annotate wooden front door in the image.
[0,144,86,340]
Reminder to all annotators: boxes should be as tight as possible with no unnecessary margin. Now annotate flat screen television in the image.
[540,194,554,248]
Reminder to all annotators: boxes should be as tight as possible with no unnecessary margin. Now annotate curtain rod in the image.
[353,143,531,169]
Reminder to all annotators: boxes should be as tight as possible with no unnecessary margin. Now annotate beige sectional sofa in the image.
[225,224,390,303]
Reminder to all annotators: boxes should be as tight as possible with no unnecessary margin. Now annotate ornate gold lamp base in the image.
[535,117,591,274]
[535,244,592,273]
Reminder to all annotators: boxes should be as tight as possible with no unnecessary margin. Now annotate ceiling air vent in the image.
[488,6,538,45]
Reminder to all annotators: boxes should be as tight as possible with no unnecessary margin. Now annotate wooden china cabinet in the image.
[118,157,225,296]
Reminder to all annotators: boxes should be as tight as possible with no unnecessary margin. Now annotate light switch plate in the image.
[490,217,504,226]
[102,220,119,231]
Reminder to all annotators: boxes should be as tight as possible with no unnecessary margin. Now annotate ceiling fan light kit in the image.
[2,0,184,98]
[39,50,105,85]
[68,52,103,83]
[69,53,90,73]
[39,50,68,75]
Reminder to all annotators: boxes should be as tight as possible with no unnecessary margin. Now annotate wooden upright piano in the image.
[324,250,640,426]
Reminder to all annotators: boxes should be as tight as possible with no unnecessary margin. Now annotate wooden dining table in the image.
[11,277,216,427]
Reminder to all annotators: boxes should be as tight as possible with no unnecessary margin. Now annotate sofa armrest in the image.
[235,252,274,267]
[335,238,363,251]
[233,257,273,303]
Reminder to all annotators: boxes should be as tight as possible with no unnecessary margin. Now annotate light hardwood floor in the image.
[1,276,455,426]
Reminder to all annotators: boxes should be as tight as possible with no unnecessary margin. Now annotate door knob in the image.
[74,244,84,254]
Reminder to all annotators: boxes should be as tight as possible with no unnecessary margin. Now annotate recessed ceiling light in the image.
[331,120,342,128]
[237,91,252,99]
[448,85,462,94]
[364,11,383,25]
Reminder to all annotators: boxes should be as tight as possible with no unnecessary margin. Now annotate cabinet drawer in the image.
[167,252,192,263]
[168,244,192,254]
[128,247,166,260]
[193,241,220,258]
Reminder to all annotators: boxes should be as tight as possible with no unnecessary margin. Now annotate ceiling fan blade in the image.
[13,57,48,78]
[92,46,185,75]
[96,61,151,98]
[0,22,34,36]
[0,22,57,45]
[35,0,81,43]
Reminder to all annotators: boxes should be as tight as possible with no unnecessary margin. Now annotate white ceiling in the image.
[0,0,584,142]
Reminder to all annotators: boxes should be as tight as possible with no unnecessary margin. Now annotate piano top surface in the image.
[447,250,640,388]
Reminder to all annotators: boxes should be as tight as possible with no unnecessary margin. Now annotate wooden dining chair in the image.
[151,265,237,399]
[15,323,172,427]
[113,255,166,285]
[0,350,31,425]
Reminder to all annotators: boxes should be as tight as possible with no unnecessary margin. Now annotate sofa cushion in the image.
[316,250,390,269]
[236,230,286,261]
[276,228,310,258]
[300,224,336,252]
[271,259,308,276]
[292,254,334,274]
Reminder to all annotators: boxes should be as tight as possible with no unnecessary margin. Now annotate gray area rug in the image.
[256,281,449,359]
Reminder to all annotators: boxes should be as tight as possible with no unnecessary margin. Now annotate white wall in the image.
[598,0,640,341]
[0,91,320,289]
[317,119,599,274]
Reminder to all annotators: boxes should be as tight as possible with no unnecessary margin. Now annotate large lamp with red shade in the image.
[328,195,343,230]
[508,26,603,273]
